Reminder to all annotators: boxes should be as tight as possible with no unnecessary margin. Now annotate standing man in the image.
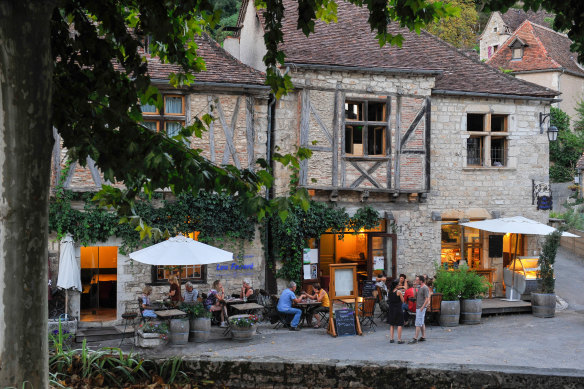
[277,281,306,331]
[409,275,430,343]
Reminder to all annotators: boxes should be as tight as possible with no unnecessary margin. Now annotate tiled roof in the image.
[276,1,558,98]
[143,34,266,86]
[487,21,584,77]
[500,9,553,31]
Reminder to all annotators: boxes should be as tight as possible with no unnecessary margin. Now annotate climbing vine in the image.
[265,202,382,287]
[49,191,256,255]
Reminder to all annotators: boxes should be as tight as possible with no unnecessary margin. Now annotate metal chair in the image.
[359,298,377,331]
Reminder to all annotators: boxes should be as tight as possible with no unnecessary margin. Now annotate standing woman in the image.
[168,275,182,305]
[388,279,405,344]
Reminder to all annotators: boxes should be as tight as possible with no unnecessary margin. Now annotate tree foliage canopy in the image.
[549,106,584,183]
[426,0,478,49]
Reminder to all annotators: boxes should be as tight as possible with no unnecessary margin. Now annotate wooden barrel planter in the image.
[169,318,189,345]
[231,326,257,342]
[531,293,556,318]
[439,300,460,327]
[460,299,482,325]
[189,318,211,343]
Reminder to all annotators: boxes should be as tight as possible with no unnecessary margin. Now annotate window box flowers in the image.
[229,314,259,342]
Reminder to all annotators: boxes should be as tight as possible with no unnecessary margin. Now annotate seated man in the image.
[277,281,306,331]
[183,281,199,303]
[403,280,416,324]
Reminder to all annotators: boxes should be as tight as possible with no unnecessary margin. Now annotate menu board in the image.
[335,309,356,336]
[362,280,376,298]
[334,268,354,296]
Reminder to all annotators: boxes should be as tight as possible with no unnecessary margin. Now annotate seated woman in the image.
[168,275,182,306]
[205,280,228,327]
[241,279,254,300]
[306,283,330,328]
[140,285,157,318]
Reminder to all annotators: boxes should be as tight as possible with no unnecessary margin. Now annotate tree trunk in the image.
[0,1,55,387]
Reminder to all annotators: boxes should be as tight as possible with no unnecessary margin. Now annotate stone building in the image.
[479,9,553,61]
[52,3,561,325]
[50,34,272,322]
[485,19,584,124]
[225,0,559,296]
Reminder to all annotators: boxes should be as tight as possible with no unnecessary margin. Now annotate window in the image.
[493,45,499,53]
[493,26,498,33]
[466,113,508,167]
[141,94,186,138]
[152,232,206,284]
[344,100,387,156]
[512,47,523,60]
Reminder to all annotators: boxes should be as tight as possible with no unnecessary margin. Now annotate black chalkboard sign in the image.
[335,309,356,336]
[362,281,376,298]
[489,235,503,258]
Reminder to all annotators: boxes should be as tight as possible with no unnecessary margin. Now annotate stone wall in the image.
[480,12,511,60]
[180,356,584,388]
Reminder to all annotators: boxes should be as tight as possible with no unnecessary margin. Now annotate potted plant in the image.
[181,302,212,343]
[458,265,490,325]
[229,314,259,342]
[434,265,463,327]
[532,229,562,318]
[136,322,169,348]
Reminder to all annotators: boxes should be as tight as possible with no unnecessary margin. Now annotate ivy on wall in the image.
[266,202,382,287]
[49,190,256,255]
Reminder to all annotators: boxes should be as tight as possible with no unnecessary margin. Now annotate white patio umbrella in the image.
[460,216,578,301]
[56,234,82,319]
[129,235,234,266]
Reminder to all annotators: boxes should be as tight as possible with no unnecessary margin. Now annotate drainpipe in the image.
[264,94,277,294]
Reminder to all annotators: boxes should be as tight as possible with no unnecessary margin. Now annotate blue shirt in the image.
[277,288,296,311]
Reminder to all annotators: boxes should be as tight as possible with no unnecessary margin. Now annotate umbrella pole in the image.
[509,234,519,301]
[65,290,69,320]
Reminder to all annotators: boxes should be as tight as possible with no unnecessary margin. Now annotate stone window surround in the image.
[150,264,208,286]
[464,111,510,168]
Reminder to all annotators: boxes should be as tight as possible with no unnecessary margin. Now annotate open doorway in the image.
[80,246,118,322]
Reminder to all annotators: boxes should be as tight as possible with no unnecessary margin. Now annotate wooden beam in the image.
[215,97,241,168]
[63,160,77,189]
[292,83,427,99]
[207,96,216,163]
[52,127,61,186]
[340,91,346,187]
[400,100,426,148]
[86,156,102,188]
[349,161,382,188]
[308,146,332,152]
[246,96,255,172]
[425,97,432,191]
[386,96,392,189]
[332,88,340,187]
[394,96,402,191]
[299,89,310,186]
[309,103,333,144]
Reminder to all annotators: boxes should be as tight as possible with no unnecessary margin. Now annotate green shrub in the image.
[538,229,562,293]
[433,265,464,301]
[180,301,212,319]
[459,265,490,299]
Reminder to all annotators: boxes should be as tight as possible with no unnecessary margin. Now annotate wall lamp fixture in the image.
[539,112,558,141]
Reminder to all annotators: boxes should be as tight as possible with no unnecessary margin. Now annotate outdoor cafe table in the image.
[339,297,363,309]
[230,302,264,315]
[154,309,187,318]
[294,301,322,328]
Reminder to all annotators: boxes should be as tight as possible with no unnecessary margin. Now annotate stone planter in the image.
[532,293,556,318]
[231,325,257,342]
[460,299,482,325]
[136,330,168,348]
[439,300,460,327]
[190,317,211,343]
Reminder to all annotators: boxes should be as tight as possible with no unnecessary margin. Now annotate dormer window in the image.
[509,38,527,60]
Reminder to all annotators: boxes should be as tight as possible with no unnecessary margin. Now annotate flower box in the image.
[136,330,168,348]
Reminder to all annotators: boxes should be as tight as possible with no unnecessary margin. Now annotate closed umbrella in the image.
[460,216,578,301]
[129,235,234,266]
[56,234,82,319]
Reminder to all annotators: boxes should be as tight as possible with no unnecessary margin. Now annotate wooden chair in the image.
[375,286,388,320]
[359,298,377,331]
[426,293,442,325]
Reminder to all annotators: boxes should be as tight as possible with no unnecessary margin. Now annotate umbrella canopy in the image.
[460,216,579,237]
[129,235,234,265]
[56,234,82,292]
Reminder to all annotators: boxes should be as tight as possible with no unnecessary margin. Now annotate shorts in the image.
[415,308,426,327]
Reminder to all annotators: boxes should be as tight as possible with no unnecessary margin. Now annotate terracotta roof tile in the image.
[143,34,266,86]
[487,21,584,77]
[277,1,558,98]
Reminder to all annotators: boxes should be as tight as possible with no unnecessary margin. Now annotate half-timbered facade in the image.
[227,0,560,295]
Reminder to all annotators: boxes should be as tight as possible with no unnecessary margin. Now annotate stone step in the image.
[75,326,126,343]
